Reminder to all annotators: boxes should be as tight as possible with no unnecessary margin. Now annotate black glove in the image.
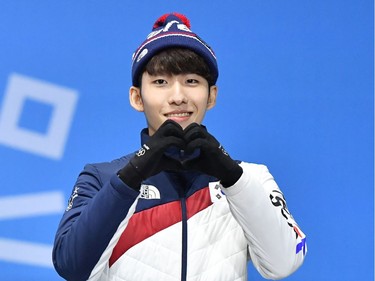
[183,123,243,187]
[118,120,185,190]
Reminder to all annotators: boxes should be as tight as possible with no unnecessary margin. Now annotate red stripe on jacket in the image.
[109,187,212,267]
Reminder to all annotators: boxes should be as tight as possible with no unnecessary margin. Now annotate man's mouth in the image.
[165,112,192,118]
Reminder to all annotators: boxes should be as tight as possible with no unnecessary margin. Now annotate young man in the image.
[53,13,307,281]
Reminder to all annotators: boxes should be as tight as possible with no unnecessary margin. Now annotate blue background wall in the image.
[0,1,373,280]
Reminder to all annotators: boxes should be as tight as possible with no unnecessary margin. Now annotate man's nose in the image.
[168,82,188,105]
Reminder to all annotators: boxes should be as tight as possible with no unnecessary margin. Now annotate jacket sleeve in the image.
[52,163,140,281]
[222,162,307,280]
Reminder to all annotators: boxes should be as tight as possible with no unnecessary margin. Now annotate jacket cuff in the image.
[110,174,140,199]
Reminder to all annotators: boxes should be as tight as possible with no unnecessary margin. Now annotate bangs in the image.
[143,48,214,85]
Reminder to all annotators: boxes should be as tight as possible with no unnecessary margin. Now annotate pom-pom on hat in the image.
[131,12,218,86]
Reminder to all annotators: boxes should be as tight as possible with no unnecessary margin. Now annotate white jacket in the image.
[53,160,306,281]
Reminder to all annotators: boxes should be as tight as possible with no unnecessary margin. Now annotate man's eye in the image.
[186,79,198,84]
[153,79,167,85]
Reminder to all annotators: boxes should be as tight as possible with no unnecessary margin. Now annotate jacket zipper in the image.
[180,197,188,281]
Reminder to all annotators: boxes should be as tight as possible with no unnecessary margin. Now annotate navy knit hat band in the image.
[131,13,218,86]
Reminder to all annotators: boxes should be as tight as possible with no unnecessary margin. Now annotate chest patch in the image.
[208,182,226,203]
[140,184,161,199]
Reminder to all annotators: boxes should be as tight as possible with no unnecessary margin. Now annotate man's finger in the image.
[163,136,186,150]
[158,120,184,138]
[184,124,205,143]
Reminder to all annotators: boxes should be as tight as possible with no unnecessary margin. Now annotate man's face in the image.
[130,72,217,135]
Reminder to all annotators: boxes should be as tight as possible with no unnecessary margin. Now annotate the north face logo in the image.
[140,184,161,199]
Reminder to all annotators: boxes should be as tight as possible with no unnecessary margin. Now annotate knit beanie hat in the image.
[131,12,218,86]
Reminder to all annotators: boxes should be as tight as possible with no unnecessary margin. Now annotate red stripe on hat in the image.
[131,32,216,67]
[109,187,212,267]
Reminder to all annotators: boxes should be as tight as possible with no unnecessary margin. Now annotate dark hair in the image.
[137,48,216,86]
